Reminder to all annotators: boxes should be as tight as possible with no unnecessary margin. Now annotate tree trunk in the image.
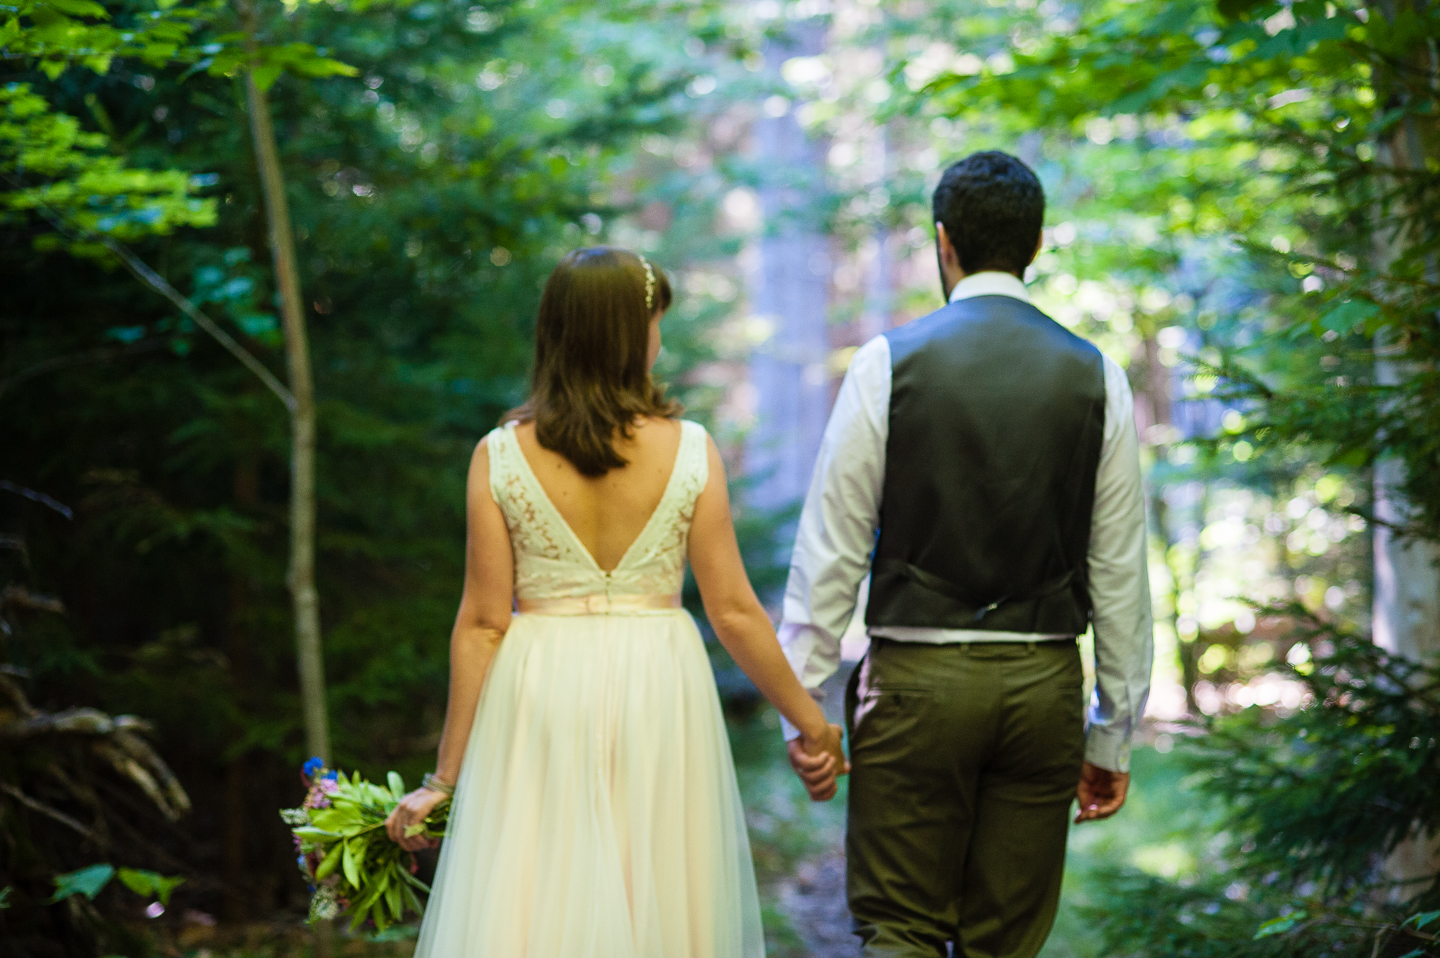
[238,3,330,768]
[239,12,333,949]
[1370,1,1440,668]
[745,17,833,522]
[1370,0,1440,898]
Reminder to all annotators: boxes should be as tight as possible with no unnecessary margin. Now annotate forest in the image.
[2,0,1438,956]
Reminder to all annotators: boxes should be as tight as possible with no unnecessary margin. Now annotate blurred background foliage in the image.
[2,0,785,949]
[3,0,1439,955]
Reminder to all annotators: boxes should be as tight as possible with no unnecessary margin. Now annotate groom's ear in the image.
[935,221,960,270]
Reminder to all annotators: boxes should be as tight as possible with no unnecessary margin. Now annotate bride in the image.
[383,246,847,957]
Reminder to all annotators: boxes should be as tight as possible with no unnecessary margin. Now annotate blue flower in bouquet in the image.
[302,756,326,779]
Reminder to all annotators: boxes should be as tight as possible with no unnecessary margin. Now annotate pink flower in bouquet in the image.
[303,777,337,810]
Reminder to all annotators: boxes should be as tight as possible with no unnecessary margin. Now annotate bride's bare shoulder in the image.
[633,414,683,433]
[630,415,684,452]
[473,420,516,453]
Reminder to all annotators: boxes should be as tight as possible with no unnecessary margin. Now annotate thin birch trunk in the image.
[239,9,334,951]
[238,2,330,768]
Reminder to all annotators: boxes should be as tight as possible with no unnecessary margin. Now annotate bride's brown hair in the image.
[504,247,680,477]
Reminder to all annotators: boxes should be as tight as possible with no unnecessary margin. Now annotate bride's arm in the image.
[688,436,847,777]
[386,437,514,849]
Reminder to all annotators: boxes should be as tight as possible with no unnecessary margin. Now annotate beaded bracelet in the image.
[422,772,455,796]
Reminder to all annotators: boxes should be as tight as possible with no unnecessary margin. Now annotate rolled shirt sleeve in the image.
[776,335,891,740]
[1084,355,1155,773]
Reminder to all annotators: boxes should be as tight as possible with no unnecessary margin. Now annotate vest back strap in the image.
[879,558,1080,625]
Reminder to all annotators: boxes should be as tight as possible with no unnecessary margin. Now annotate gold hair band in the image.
[639,255,656,312]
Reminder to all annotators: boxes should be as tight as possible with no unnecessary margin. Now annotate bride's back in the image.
[514,416,683,573]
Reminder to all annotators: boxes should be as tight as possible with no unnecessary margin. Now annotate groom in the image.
[778,151,1153,958]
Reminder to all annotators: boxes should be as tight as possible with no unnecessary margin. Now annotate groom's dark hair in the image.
[933,151,1044,277]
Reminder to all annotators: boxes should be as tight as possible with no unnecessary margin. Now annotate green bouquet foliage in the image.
[281,760,448,932]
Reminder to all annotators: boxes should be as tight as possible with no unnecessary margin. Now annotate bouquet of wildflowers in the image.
[280,758,449,931]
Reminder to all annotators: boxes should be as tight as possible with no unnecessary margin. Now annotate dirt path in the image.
[768,659,864,956]
[777,846,860,957]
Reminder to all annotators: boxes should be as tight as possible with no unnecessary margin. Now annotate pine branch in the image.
[3,181,299,414]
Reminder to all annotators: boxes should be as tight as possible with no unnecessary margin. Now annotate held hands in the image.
[787,723,849,802]
[1074,761,1130,823]
[384,785,449,851]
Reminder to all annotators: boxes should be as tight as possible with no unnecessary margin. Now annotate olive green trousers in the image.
[844,637,1086,958]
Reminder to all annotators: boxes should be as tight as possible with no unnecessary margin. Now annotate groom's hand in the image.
[788,739,838,801]
[788,724,848,802]
[1074,761,1130,823]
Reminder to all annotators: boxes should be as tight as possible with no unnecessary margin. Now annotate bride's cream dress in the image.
[413,420,765,958]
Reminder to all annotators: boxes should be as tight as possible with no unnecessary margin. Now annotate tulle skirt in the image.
[412,609,765,958]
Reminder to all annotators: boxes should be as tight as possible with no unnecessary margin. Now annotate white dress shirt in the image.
[777,270,1154,772]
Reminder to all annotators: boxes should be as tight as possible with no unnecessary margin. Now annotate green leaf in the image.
[0,886,11,909]
[347,882,386,933]
[387,771,405,798]
[290,56,359,79]
[251,63,283,92]
[342,838,363,888]
[1327,446,1369,468]
[399,865,431,892]
[49,865,115,903]
[1404,910,1440,930]
[1217,0,1264,19]
[116,868,185,906]
[310,804,364,832]
[1111,62,1209,115]
[315,847,342,880]
[1255,911,1306,938]
[1319,299,1378,335]
[42,0,109,18]
[384,875,402,920]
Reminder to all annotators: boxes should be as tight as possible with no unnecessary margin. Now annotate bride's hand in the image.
[384,786,449,851]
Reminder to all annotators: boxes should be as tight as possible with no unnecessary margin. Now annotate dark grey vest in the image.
[865,294,1107,635]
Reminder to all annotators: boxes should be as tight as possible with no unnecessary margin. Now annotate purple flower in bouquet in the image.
[301,772,340,809]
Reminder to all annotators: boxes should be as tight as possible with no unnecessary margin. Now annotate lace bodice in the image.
[487,420,709,602]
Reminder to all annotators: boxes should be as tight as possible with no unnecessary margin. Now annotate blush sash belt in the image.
[517,593,683,616]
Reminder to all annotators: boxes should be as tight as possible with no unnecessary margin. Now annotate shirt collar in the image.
[947,270,1030,305]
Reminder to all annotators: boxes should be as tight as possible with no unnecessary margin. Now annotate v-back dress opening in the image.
[412,420,765,958]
